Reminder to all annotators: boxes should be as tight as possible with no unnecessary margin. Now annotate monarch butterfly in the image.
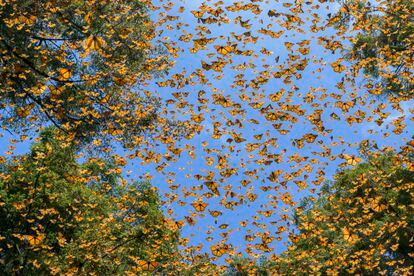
[240,179,251,187]
[200,17,218,24]
[219,223,228,229]
[304,133,318,143]
[26,234,44,246]
[245,143,260,152]
[58,68,71,80]
[330,61,346,73]
[215,45,232,55]
[212,61,226,72]
[185,216,196,226]
[213,94,231,107]
[233,79,246,87]
[340,100,356,112]
[277,226,287,233]
[245,235,255,241]
[295,59,308,71]
[294,180,307,189]
[240,19,251,29]
[247,193,257,202]
[249,102,264,109]
[191,113,204,123]
[204,181,219,196]
[298,47,310,55]
[265,112,279,122]
[268,9,280,17]
[231,133,246,143]
[212,130,223,139]
[210,245,226,257]
[220,168,237,178]
[191,10,205,18]
[193,38,214,46]
[260,186,272,192]
[108,125,123,136]
[165,45,179,55]
[208,210,222,217]
[371,198,386,212]
[255,242,271,252]
[293,139,304,149]
[48,85,65,98]
[201,61,212,71]
[261,210,273,217]
[208,8,223,17]
[300,221,312,231]
[16,103,34,118]
[267,170,282,182]
[280,192,293,205]
[137,260,158,272]
[342,154,362,166]
[84,35,105,52]
[289,233,300,243]
[191,201,208,212]
[223,201,235,209]
[330,112,340,120]
[342,228,357,243]
[17,14,36,25]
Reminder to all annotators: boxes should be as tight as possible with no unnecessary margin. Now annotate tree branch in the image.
[1,39,84,83]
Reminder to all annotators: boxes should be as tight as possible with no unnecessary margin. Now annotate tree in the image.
[223,257,270,276]
[0,128,181,274]
[0,0,179,146]
[272,151,414,274]
[331,0,414,98]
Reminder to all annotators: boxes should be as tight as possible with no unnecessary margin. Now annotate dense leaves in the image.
[0,0,176,145]
[0,129,181,274]
[273,152,414,274]
[224,151,414,274]
[335,0,414,97]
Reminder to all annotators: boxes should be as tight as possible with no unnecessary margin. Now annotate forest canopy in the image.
[0,129,181,274]
[0,0,413,274]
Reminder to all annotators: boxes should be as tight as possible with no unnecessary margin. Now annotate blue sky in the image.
[129,0,413,260]
[1,0,413,263]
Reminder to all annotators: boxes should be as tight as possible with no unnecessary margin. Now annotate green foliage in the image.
[336,0,414,97]
[0,0,173,145]
[224,257,270,276]
[272,153,414,274]
[0,129,180,274]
